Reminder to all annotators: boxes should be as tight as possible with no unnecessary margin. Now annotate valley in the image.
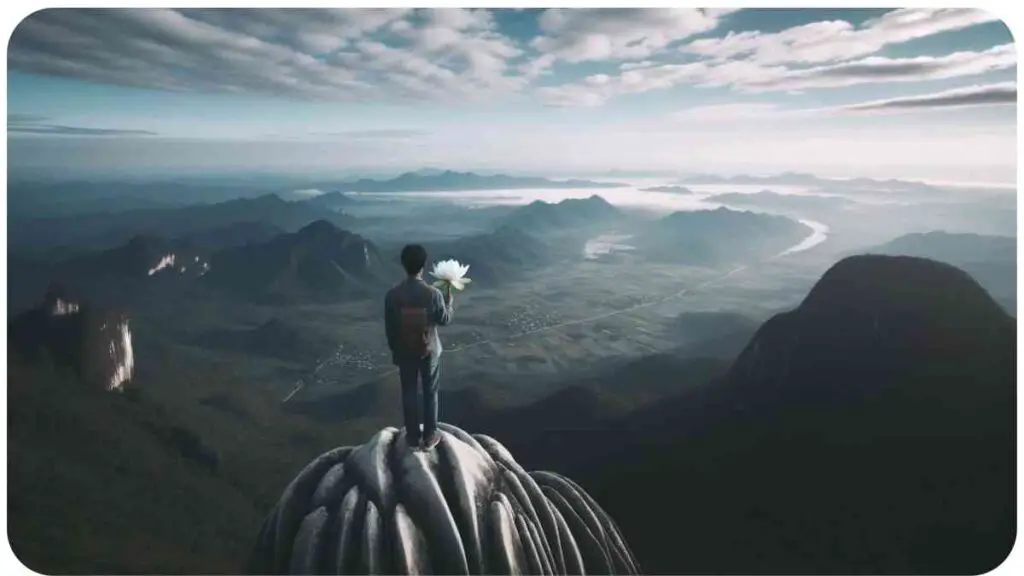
[6,169,1017,575]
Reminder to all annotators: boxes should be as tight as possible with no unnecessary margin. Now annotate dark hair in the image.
[400,244,428,276]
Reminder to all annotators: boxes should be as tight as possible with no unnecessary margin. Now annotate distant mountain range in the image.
[293,191,359,211]
[869,231,1016,313]
[706,190,853,217]
[632,207,811,265]
[681,171,935,191]
[9,194,357,250]
[871,230,1014,263]
[333,170,627,193]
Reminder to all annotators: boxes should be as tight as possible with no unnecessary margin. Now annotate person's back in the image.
[384,244,453,451]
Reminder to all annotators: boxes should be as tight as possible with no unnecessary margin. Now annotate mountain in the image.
[499,195,625,234]
[178,221,286,250]
[298,191,357,211]
[7,354,258,573]
[8,254,55,316]
[248,424,640,574]
[334,170,627,193]
[872,231,1015,263]
[194,318,332,363]
[707,190,853,217]
[22,234,216,312]
[682,172,935,192]
[60,234,211,280]
[423,225,555,286]
[633,207,810,265]
[561,255,1015,573]
[9,285,134,392]
[203,220,393,304]
[9,194,357,250]
[869,231,1016,312]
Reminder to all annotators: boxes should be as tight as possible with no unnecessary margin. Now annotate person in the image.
[384,244,454,451]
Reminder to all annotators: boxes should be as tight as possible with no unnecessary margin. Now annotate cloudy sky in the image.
[6,8,1018,181]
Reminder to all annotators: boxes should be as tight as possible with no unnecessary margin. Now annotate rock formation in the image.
[8,284,134,391]
[248,423,639,575]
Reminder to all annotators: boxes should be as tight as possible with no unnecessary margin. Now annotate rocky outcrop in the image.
[248,423,639,575]
[8,285,134,391]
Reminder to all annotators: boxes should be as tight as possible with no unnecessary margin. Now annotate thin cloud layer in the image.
[7,114,157,136]
[9,125,158,136]
[669,82,1017,124]
[842,82,1017,111]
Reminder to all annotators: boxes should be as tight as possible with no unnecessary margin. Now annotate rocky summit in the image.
[248,423,639,575]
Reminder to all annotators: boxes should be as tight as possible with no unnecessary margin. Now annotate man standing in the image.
[384,244,454,451]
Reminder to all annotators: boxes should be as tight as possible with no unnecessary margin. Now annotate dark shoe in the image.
[420,432,441,451]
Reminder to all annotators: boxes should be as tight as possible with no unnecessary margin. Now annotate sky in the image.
[5,8,1019,182]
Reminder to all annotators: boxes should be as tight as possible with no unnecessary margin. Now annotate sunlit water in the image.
[584,234,635,260]
[778,219,830,255]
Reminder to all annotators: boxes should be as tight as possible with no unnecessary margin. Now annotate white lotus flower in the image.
[429,259,472,292]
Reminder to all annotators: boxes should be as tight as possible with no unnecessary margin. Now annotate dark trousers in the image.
[398,355,441,446]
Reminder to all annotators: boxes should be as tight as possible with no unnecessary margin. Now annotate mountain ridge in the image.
[334,170,628,193]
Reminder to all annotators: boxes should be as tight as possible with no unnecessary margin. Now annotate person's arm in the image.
[384,292,398,352]
[432,287,453,326]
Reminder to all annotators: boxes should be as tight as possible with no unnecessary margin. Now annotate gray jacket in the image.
[384,277,453,364]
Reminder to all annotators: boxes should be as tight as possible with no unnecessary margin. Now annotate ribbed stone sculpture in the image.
[248,423,639,574]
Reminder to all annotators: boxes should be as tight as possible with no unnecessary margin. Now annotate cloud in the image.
[9,125,158,136]
[8,113,157,136]
[540,44,1016,105]
[177,8,409,53]
[683,8,1001,65]
[718,43,1016,92]
[840,82,1017,111]
[8,8,524,102]
[620,60,658,70]
[668,82,1017,124]
[8,113,50,124]
[7,8,1013,111]
[531,9,736,66]
[538,62,708,106]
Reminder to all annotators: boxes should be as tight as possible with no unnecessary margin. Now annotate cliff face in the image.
[248,423,639,575]
[9,286,135,391]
